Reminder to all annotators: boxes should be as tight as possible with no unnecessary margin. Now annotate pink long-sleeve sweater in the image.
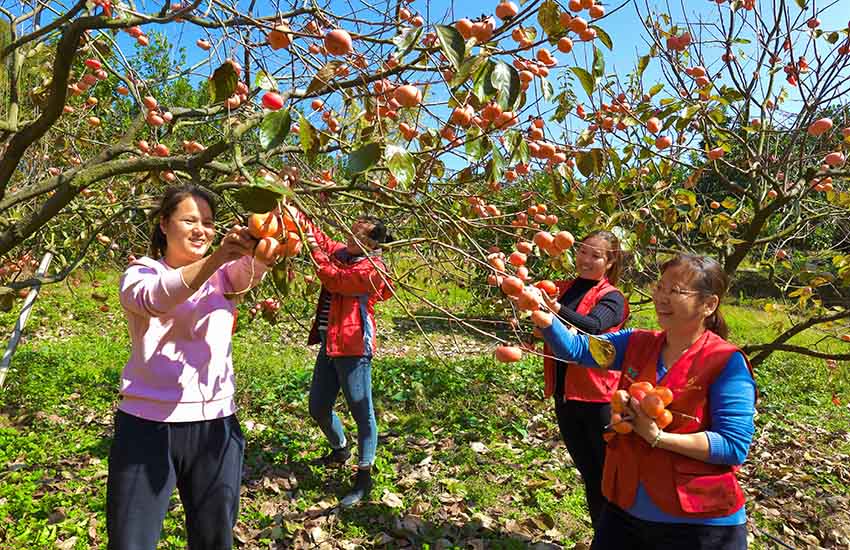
[118,256,266,422]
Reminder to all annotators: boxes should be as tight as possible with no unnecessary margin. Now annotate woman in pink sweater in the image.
[107,185,268,550]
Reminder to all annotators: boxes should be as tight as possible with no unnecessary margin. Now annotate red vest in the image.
[543,278,629,402]
[602,329,755,518]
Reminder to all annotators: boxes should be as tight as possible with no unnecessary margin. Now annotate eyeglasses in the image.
[651,283,702,299]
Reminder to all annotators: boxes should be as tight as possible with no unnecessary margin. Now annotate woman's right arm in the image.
[295,210,344,255]
[120,226,254,317]
[535,312,630,370]
[120,262,200,317]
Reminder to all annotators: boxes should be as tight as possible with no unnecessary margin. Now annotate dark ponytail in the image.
[660,254,730,339]
[149,184,217,259]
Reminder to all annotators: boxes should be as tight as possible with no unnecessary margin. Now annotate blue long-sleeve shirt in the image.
[541,318,756,525]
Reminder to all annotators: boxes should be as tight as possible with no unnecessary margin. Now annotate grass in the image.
[0,272,849,549]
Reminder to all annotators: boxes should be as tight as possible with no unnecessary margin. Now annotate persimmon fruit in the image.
[495,345,523,362]
[248,212,282,239]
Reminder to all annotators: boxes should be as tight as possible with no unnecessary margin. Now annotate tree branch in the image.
[742,343,850,362]
[746,308,850,366]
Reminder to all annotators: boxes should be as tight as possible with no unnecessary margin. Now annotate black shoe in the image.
[318,446,351,466]
[340,467,373,508]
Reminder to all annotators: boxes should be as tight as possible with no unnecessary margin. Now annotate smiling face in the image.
[346,218,377,255]
[160,196,216,267]
[652,264,719,335]
[575,236,613,281]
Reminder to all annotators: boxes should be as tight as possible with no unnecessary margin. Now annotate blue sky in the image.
[150,0,849,83]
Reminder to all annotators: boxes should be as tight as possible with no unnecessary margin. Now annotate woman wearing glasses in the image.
[532,254,756,550]
[537,230,629,527]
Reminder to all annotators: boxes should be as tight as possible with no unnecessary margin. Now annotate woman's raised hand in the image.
[540,290,561,313]
[216,225,256,263]
[279,165,299,186]
[531,310,553,328]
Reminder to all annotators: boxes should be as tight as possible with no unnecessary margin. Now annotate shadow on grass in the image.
[239,430,581,549]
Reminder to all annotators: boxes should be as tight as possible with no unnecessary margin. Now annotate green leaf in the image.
[575,148,604,177]
[270,263,291,296]
[680,103,701,122]
[552,91,574,122]
[393,27,423,59]
[232,182,286,213]
[794,0,807,8]
[550,171,566,203]
[306,61,344,96]
[451,55,487,88]
[0,290,13,313]
[538,0,564,38]
[259,110,292,151]
[592,46,605,79]
[488,141,505,183]
[347,142,382,175]
[674,188,697,208]
[719,86,745,103]
[299,114,317,159]
[825,32,840,45]
[540,78,554,101]
[608,148,622,180]
[472,60,495,103]
[490,60,521,110]
[506,130,529,164]
[386,145,415,187]
[255,70,276,91]
[575,127,595,148]
[648,83,664,96]
[637,55,650,77]
[208,62,238,104]
[435,24,466,71]
[465,127,489,161]
[591,25,613,50]
[708,109,726,125]
[570,67,596,97]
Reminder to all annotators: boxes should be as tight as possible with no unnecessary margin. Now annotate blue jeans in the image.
[308,334,377,467]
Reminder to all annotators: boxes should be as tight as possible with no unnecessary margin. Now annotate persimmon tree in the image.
[0,0,615,305]
[0,0,848,365]
[501,0,850,366]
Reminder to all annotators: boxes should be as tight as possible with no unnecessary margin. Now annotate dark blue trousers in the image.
[106,410,245,550]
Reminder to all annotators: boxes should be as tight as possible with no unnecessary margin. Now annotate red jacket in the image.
[602,329,754,518]
[543,278,629,402]
[302,216,392,357]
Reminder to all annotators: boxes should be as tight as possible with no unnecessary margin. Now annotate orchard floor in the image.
[1,274,849,549]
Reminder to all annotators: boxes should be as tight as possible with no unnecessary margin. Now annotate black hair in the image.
[149,184,217,259]
[357,215,394,245]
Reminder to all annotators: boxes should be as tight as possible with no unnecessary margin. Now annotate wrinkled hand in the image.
[530,310,553,328]
[626,397,661,444]
[540,291,561,314]
[216,225,256,262]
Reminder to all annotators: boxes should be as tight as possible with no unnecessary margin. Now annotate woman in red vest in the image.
[533,254,756,549]
[538,230,629,527]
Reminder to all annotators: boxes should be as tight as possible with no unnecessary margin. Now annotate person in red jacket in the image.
[537,230,629,527]
[533,254,757,549]
[300,212,393,507]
